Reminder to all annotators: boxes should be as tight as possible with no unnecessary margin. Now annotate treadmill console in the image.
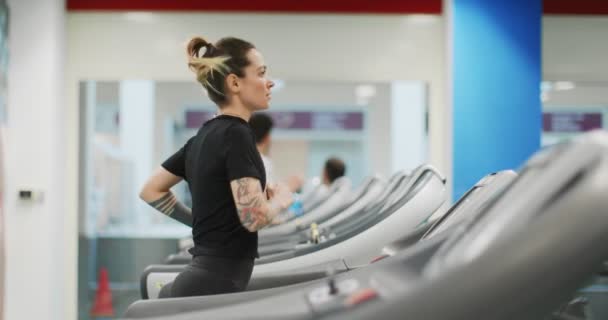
[307,277,380,316]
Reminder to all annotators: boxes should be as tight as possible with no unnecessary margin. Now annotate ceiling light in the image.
[553,81,575,91]
[124,12,158,23]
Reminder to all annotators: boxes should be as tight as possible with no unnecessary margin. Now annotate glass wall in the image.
[77,79,428,317]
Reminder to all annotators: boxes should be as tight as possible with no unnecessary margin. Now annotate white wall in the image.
[543,16,608,81]
[5,0,67,319]
[390,82,427,173]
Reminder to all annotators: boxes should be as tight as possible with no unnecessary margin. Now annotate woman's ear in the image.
[225,74,240,94]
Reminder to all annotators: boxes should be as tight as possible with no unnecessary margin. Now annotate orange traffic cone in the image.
[90,267,114,318]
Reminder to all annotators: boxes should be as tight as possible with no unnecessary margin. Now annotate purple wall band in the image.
[543,112,603,133]
[185,110,364,131]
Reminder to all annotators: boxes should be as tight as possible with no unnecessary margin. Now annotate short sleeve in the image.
[226,125,263,183]
[161,137,192,178]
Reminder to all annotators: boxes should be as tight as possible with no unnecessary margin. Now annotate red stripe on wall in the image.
[544,0,608,15]
[66,0,443,14]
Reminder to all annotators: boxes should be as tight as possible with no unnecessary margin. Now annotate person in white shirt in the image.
[249,113,275,182]
[249,113,303,192]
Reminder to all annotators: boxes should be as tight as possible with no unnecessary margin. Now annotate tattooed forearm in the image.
[231,177,281,232]
[146,192,193,227]
[235,178,259,206]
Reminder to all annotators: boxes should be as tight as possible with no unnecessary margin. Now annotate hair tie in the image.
[204,42,216,57]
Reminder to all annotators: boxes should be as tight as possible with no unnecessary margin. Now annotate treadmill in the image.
[258,176,352,239]
[256,173,407,255]
[123,170,516,318]
[250,165,446,271]
[124,130,608,320]
[163,176,362,265]
[140,164,445,299]
[255,167,441,264]
[257,177,386,256]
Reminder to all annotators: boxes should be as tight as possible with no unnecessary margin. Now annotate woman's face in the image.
[237,49,274,111]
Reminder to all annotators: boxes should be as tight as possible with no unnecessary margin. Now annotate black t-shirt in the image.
[162,115,266,259]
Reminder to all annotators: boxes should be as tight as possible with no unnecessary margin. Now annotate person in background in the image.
[322,157,346,186]
[297,156,347,209]
[249,113,275,183]
[275,156,348,223]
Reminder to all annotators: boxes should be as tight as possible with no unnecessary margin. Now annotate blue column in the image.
[450,0,542,200]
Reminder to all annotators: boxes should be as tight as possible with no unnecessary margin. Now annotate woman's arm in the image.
[230,178,293,232]
[140,166,193,227]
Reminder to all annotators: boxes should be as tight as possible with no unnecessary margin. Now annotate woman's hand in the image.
[267,183,294,210]
[140,167,192,227]
[265,183,277,200]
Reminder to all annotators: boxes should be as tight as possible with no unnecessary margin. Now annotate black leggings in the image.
[160,255,254,298]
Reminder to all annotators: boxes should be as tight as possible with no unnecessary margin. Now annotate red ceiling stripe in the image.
[66,0,608,16]
[66,0,443,14]
[544,0,608,15]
